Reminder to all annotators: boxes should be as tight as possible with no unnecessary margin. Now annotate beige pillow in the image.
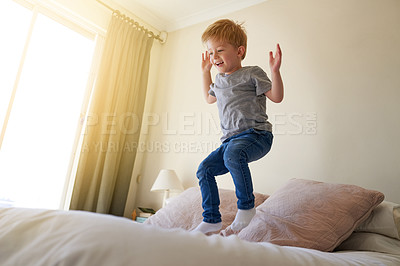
[336,232,400,255]
[355,201,400,240]
[236,179,384,252]
[144,187,268,232]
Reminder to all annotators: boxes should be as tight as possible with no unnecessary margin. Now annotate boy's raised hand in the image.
[201,51,213,72]
[269,44,282,73]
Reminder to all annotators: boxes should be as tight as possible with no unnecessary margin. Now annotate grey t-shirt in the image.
[209,66,272,142]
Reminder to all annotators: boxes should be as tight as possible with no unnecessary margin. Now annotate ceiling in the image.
[111,0,267,32]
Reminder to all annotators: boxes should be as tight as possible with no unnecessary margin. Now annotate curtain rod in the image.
[96,0,167,44]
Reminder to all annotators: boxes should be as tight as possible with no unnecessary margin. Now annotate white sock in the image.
[193,221,222,234]
[230,208,256,232]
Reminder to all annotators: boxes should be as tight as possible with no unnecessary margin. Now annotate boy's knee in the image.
[196,161,208,180]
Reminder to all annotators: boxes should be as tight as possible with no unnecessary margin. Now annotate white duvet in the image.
[1,207,399,266]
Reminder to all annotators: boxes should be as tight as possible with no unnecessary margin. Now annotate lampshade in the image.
[151,169,184,192]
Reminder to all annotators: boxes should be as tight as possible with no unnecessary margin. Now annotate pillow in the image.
[144,187,269,233]
[235,178,384,252]
[355,201,400,240]
[335,232,400,255]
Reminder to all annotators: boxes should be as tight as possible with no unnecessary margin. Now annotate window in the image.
[0,0,32,131]
[0,0,97,209]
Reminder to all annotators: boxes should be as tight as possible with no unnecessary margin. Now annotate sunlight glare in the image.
[0,8,94,209]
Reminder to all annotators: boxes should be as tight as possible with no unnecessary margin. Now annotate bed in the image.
[1,179,399,266]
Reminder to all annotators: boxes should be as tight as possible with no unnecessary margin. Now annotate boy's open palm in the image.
[202,51,212,72]
[269,44,282,73]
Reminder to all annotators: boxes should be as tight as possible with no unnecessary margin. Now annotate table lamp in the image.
[151,169,184,207]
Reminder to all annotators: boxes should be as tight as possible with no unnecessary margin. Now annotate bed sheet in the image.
[1,207,400,266]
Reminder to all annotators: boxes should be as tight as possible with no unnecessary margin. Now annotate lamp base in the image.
[162,190,170,208]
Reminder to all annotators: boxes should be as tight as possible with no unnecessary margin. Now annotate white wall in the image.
[132,0,400,212]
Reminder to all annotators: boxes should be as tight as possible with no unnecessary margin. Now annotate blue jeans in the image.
[196,128,273,223]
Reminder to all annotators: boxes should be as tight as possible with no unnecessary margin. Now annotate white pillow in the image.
[144,187,269,232]
[356,201,400,240]
[336,232,400,255]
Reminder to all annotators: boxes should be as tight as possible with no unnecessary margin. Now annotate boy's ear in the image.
[238,46,245,59]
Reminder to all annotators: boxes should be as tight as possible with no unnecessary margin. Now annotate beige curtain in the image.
[70,11,154,216]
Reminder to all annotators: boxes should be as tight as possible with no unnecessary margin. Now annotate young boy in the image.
[194,19,284,234]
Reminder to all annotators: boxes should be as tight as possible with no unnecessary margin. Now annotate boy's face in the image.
[206,39,244,75]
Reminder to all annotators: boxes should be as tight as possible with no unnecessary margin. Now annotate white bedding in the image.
[1,207,400,266]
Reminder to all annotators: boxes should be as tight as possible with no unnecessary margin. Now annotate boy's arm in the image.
[202,51,217,104]
[265,44,284,103]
